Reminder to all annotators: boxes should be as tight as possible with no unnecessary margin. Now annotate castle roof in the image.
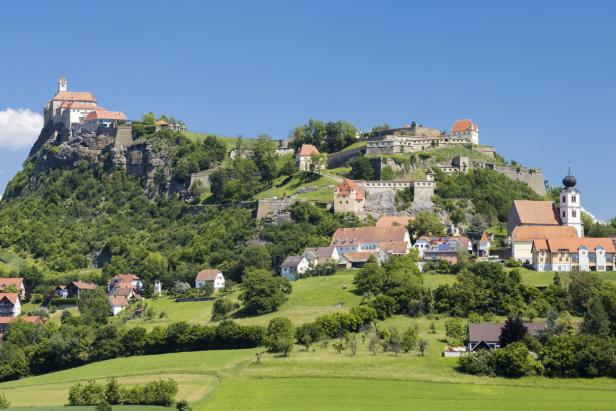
[451,119,478,133]
[335,178,364,200]
[58,102,105,110]
[53,91,97,102]
[512,225,578,241]
[511,200,560,226]
[85,110,127,121]
[299,144,320,156]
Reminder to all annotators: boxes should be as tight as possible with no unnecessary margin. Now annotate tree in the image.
[104,377,122,404]
[499,314,528,347]
[407,211,445,239]
[539,335,576,377]
[445,318,467,345]
[78,288,112,324]
[581,296,610,337]
[141,252,169,283]
[212,298,236,321]
[142,112,156,125]
[349,157,374,180]
[418,338,428,356]
[265,317,294,356]
[253,135,279,184]
[0,343,28,381]
[401,327,418,353]
[239,269,292,315]
[492,342,540,377]
[295,322,322,351]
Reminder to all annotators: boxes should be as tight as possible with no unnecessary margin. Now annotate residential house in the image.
[54,285,68,299]
[419,236,472,263]
[107,274,143,294]
[0,293,20,317]
[334,179,365,215]
[330,226,411,255]
[511,225,578,263]
[296,144,323,171]
[532,237,616,272]
[84,110,127,131]
[0,316,44,335]
[281,255,310,281]
[303,246,340,267]
[378,241,412,262]
[468,322,546,351]
[109,295,130,316]
[66,281,97,298]
[343,251,378,268]
[195,269,226,291]
[376,215,414,227]
[0,278,25,299]
[477,231,491,258]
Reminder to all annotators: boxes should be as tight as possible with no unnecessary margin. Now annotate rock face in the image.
[20,123,178,198]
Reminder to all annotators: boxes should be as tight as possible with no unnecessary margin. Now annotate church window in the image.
[573,210,577,217]
[562,196,566,203]
[562,211,566,218]
[572,195,577,203]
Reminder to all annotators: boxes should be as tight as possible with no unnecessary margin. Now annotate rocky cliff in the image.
[13,123,180,199]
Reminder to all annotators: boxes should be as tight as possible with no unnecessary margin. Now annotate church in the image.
[508,169,583,239]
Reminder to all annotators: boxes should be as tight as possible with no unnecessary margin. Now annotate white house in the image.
[330,226,411,256]
[303,246,340,267]
[477,231,491,258]
[107,274,143,294]
[0,293,21,317]
[109,295,130,316]
[511,225,578,263]
[296,144,323,171]
[195,269,226,291]
[449,119,479,145]
[84,110,127,131]
[0,278,26,299]
[281,255,310,281]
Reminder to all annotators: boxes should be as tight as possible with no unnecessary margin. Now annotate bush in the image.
[264,317,294,356]
[49,297,77,306]
[0,393,10,409]
[316,312,361,338]
[457,350,495,377]
[95,401,112,411]
[295,322,323,350]
[369,294,397,320]
[504,257,522,267]
[492,342,542,377]
[177,399,192,411]
[212,298,236,321]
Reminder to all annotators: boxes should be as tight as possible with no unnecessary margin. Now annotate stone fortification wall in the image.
[256,198,295,220]
[326,146,365,169]
[491,165,546,196]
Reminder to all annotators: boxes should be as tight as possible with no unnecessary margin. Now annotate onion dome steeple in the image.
[562,165,577,188]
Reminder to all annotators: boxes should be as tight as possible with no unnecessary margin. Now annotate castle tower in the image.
[58,75,68,93]
[560,168,583,237]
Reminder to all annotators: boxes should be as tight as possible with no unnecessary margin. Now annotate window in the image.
[573,210,577,217]
[572,195,577,203]
[562,211,566,218]
[562,196,566,203]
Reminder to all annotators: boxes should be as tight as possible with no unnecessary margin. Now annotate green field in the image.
[254,173,337,202]
[10,407,170,411]
[5,270,616,410]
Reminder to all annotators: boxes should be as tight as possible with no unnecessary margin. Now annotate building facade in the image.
[532,238,616,272]
[334,178,365,214]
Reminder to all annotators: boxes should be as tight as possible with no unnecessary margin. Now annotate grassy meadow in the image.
[5,270,616,410]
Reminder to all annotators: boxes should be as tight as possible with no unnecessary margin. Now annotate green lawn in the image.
[10,407,170,411]
[0,248,25,275]
[255,173,337,202]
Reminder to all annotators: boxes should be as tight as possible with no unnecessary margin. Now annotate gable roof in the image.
[196,269,222,282]
[299,144,320,156]
[156,119,169,126]
[0,278,24,289]
[512,225,578,241]
[70,281,97,290]
[376,215,414,227]
[109,295,130,307]
[541,237,616,253]
[480,231,489,242]
[281,255,306,268]
[85,110,127,121]
[303,247,337,259]
[343,251,378,263]
[469,322,546,342]
[0,293,19,305]
[58,102,105,110]
[109,274,140,284]
[511,200,560,226]
[0,316,44,325]
[331,226,408,246]
[53,91,96,102]
[451,119,477,133]
[379,241,409,254]
[335,178,364,200]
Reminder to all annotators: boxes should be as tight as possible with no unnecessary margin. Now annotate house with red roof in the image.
[0,293,21,317]
[449,119,479,144]
[334,178,365,215]
[195,269,226,291]
[84,110,127,131]
[296,144,324,171]
[0,278,25,299]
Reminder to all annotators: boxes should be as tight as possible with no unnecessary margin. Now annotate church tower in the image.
[560,168,583,237]
[58,75,68,93]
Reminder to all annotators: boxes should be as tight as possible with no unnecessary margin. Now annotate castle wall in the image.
[493,165,546,196]
[326,146,364,169]
[256,198,294,220]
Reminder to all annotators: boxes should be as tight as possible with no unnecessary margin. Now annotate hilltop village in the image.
[2,77,616,403]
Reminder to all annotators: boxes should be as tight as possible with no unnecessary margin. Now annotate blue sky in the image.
[1,1,615,219]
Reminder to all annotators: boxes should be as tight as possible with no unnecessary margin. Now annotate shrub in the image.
[457,350,495,376]
[49,297,77,306]
[295,322,323,350]
[401,327,418,352]
[212,298,236,321]
[492,342,543,377]
[0,393,10,409]
[316,312,361,338]
[95,401,112,411]
[369,294,397,320]
[265,317,294,356]
[504,257,522,267]
[177,399,193,411]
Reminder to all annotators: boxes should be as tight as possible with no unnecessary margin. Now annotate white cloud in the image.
[0,108,43,150]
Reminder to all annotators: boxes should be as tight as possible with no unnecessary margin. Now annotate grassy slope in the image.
[254,173,337,203]
[0,248,26,275]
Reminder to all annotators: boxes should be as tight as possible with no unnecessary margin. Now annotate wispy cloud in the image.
[0,108,43,150]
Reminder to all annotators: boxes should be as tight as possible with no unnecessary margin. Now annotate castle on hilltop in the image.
[365,119,479,155]
[43,76,126,131]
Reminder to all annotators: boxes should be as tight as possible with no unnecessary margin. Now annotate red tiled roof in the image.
[71,281,97,290]
[58,102,105,110]
[196,269,221,281]
[335,178,364,200]
[376,215,414,227]
[512,225,578,241]
[109,295,130,307]
[545,237,616,253]
[299,144,320,156]
[343,251,378,263]
[451,119,477,133]
[156,119,169,126]
[85,110,127,121]
[379,241,409,254]
[480,231,489,242]
[53,91,96,102]
[331,226,408,246]
[110,274,140,283]
[0,293,19,305]
[511,200,560,226]
[0,278,24,289]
